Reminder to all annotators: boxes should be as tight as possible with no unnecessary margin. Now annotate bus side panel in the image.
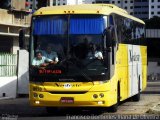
[128,45,143,97]
[115,44,129,101]
[140,46,147,91]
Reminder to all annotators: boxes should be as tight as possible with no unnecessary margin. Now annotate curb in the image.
[147,103,160,115]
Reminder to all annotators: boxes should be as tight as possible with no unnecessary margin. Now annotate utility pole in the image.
[32,0,36,11]
[49,0,53,6]
[56,0,58,6]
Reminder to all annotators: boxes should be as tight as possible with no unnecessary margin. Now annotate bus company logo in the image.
[54,83,81,88]
[130,54,140,62]
[64,83,71,89]
[129,50,140,62]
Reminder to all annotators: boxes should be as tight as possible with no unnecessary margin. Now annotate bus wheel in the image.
[108,103,118,112]
[108,84,120,112]
[46,107,58,114]
[132,79,140,101]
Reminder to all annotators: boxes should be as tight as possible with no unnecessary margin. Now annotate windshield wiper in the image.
[60,57,92,81]
[79,70,92,81]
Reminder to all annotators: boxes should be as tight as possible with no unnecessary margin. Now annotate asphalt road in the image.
[0,81,160,120]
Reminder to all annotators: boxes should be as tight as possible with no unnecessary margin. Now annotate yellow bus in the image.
[28,4,147,112]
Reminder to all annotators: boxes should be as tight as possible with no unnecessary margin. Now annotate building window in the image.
[125,1,127,3]
[92,2,95,4]
[130,6,133,9]
[30,5,32,9]
[63,3,65,5]
[103,1,109,3]
[151,6,154,8]
[112,1,115,4]
[124,7,127,9]
[152,0,154,2]
[134,6,141,8]
[158,12,160,14]
[131,1,133,3]
[130,12,133,15]
[118,1,120,3]
[142,12,148,14]
[158,5,160,8]
[142,0,147,2]
[142,6,148,8]
[158,0,160,2]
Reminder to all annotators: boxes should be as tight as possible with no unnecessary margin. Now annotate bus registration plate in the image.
[60,97,74,104]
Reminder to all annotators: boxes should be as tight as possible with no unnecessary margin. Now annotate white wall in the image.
[17,50,29,94]
[146,29,160,38]
[52,0,83,5]
[12,37,19,54]
[85,0,95,4]
[148,62,160,80]
[67,0,83,5]
[0,77,17,99]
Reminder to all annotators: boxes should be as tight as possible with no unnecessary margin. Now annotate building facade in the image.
[0,0,30,54]
[85,0,95,4]
[95,0,151,20]
[26,0,36,9]
[149,0,160,19]
[25,0,160,20]
[49,0,84,6]
[95,0,134,16]
[134,0,149,20]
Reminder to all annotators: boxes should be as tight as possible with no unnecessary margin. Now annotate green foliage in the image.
[37,0,47,9]
[145,16,160,29]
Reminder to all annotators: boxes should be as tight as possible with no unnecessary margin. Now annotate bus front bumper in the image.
[29,91,116,107]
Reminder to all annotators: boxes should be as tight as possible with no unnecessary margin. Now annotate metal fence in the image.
[0,53,17,77]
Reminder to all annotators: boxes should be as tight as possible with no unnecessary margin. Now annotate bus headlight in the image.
[97,101,105,105]
[35,101,40,104]
[93,94,98,99]
[39,94,44,98]
[33,93,38,98]
[99,93,104,98]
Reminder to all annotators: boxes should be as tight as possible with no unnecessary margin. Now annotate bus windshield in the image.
[30,15,108,82]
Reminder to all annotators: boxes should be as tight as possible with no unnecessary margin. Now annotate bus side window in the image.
[114,15,122,43]
[109,15,117,44]
[109,16,114,25]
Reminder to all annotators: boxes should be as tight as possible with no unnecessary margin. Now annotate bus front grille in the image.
[49,91,87,94]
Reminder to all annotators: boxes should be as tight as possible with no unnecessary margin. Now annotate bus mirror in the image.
[19,29,25,49]
[112,40,116,46]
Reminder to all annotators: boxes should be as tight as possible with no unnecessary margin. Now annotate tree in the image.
[37,0,47,9]
[0,0,11,9]
[145,16,160,29]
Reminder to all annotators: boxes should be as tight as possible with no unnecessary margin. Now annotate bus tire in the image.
[46,107,58,114]
[108,83,120,112]
[132,79,140,102]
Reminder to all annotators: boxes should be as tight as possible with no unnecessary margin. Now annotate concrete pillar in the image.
[49,0,53,6]
[12,37,19,54]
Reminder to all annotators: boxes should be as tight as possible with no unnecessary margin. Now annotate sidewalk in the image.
[147,102,160,115]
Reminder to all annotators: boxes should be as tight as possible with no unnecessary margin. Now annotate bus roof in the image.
[33,4,145,24]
